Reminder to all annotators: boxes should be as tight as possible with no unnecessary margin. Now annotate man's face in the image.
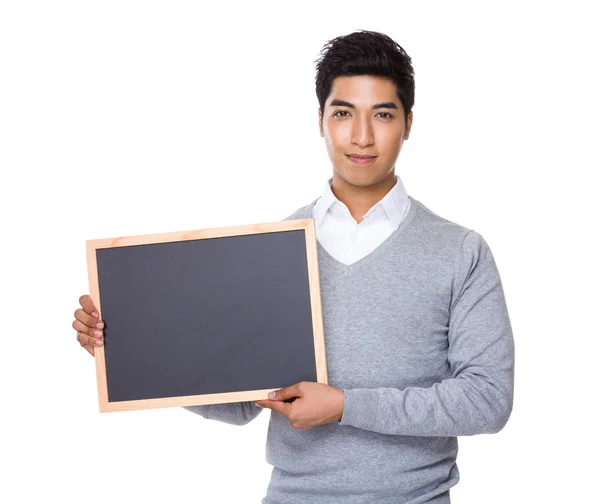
[319,75,413,188]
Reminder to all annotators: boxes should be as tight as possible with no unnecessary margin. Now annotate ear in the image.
[404,111,413,140]
[318,108,324,137]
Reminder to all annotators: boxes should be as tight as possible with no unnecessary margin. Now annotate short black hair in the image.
[315,30,415,123]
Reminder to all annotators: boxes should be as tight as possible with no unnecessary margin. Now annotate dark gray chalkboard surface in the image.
[86,219,326,412]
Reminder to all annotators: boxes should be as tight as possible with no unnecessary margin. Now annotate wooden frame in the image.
[86,218,327,412]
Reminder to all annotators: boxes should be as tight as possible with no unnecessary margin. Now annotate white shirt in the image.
[312,175,411,266]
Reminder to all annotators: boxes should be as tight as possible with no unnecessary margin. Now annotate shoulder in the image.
[410,198,501,302]
[409,197,497,279]
[410,196,486,250]
[280,198,320,222]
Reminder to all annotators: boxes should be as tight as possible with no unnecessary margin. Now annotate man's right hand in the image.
[73,294,104,356]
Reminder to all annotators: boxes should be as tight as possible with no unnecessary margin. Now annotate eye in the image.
[376,112,394,119]
[332,110,350,118]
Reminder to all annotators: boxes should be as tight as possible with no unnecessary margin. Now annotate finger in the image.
[72,319,103,339]
[79,294,100,318]
[76,330,104,348]
[81,342,95,357]
[269,383,302,402]
[255,400,290,416]
[74,307,103,330]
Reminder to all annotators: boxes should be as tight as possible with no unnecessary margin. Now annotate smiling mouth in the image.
[347,154,377,165]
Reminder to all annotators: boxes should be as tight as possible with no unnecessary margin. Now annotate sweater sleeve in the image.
[339,230,515,436]
[183,401,263,426]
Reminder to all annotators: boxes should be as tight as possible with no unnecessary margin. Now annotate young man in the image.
[73,30,514,503]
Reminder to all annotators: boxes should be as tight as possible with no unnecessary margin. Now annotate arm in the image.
[183,402,263,426]
[339,230,515,437]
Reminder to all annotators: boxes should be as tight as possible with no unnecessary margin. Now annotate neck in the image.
[330,171,397,224]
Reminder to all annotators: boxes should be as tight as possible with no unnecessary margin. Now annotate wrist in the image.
[336,389,345,423]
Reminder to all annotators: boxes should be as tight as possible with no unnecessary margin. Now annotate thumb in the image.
[269,384,301,402]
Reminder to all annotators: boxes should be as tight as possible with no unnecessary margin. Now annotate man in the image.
[73,30,514,503]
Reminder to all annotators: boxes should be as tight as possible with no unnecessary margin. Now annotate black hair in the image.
[315,30,415,123]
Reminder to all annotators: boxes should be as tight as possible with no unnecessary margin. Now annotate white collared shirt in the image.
[312,175,411,266]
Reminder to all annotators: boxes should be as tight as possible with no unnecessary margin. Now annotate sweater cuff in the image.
[339,388,380,429]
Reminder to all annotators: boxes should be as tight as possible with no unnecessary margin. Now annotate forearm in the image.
[340,369,513,436]
[183,401,263,426]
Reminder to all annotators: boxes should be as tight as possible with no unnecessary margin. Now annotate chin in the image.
[336,167,390,188]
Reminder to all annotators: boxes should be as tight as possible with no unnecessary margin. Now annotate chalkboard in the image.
[85,218,327,413]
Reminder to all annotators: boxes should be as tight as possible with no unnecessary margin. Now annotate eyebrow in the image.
[329,99,398,110]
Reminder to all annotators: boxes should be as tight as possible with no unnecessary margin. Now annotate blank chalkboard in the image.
[85,218,327,412]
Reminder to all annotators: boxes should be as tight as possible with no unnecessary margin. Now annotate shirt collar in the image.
[313,175,410,229]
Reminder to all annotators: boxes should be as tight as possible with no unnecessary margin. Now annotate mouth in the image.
[346,154,377,166]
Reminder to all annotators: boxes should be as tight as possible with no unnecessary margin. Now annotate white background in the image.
[1,1,598,502]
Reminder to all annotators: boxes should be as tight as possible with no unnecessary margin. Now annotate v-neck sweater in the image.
[185,195,514,504]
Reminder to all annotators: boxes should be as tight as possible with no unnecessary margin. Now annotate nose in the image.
[351,114,374,148]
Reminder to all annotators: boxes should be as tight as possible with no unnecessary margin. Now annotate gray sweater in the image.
[185,195,514,504]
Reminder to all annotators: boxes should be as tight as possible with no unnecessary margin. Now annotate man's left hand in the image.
[255,382,344,431]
